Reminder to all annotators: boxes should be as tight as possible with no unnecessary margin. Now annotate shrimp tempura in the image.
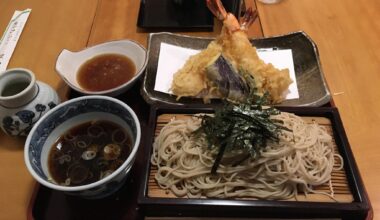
[171,0,292,103]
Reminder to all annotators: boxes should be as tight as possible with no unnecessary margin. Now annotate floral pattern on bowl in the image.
[2,101,57,136]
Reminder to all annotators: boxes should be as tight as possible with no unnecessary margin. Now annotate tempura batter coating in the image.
[171,1,292,103]
[171,41,221,98]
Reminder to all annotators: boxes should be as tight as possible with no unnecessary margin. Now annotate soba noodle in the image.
[151,112,343,200]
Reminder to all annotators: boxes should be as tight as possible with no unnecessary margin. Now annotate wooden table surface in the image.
[257,1,379,219]
[0,0,378,219]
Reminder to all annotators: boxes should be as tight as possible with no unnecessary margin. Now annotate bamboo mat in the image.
[147,114,353,203]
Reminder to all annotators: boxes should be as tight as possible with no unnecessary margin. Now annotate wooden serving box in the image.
[138,105,370,219]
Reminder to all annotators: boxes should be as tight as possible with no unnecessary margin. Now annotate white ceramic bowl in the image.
[55,40,148,96]
[24,96,141,199]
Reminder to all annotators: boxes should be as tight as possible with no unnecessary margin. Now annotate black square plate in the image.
[141,31,332,107]
[137,0,243,30]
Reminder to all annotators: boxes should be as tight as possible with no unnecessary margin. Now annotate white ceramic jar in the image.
[0,68,60,136]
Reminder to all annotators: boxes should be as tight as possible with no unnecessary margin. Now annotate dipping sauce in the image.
[48,120,132,186]
[77,54,136,91]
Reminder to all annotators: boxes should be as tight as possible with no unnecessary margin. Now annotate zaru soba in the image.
[151,104,343,200]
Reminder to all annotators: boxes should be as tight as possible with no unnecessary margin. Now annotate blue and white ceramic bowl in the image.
[24,96,141,199]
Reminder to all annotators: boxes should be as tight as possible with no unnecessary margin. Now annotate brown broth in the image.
[48,120,132,186]
[77,53,136,91]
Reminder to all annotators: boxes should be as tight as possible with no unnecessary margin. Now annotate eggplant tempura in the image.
[171,0,292,103]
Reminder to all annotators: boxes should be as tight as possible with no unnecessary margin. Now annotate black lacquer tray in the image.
[137,0,243,30]
[28,81,370,220]
[138,105,370,220]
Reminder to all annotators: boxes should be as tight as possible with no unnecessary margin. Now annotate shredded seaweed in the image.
[194,93,291,174]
